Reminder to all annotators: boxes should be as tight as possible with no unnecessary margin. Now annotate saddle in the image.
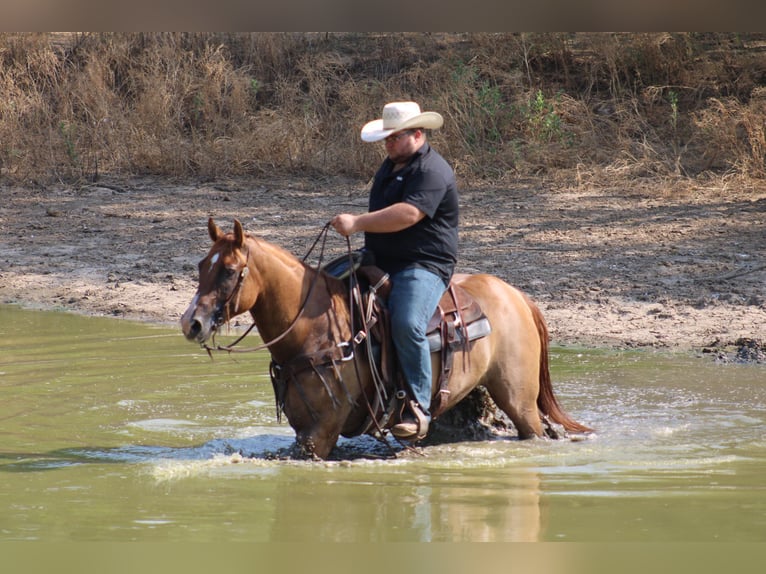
[354,266,492,418]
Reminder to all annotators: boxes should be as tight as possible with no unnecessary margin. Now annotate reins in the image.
[341,237,397,449]
[201,220,411,456]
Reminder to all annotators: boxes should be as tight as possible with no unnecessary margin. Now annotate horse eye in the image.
[223,267,238,279]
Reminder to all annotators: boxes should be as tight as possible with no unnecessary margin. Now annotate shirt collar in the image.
[383,141,430,173]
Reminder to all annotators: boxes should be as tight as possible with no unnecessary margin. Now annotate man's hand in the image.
[331,213,358,237]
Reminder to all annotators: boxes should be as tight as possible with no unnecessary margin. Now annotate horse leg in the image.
[285,393,344,459]
[484,368,545,439]
[283,376,346,460]
[294,426,340,460]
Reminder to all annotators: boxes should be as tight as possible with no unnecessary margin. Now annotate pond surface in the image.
[1,305,764,542]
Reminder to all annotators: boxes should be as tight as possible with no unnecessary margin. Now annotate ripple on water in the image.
[126,418,201,433]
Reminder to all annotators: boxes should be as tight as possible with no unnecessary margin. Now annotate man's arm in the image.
[331,202,425,237]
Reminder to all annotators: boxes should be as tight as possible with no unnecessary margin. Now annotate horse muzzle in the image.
[181,295,224,344]
[182,316,208,343]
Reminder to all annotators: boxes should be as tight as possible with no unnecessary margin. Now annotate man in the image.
[331,101,459,441]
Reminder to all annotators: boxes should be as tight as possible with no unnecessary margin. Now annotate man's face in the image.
[384,129,422,163]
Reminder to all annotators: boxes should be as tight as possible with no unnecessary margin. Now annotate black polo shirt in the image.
[364,142,458,285]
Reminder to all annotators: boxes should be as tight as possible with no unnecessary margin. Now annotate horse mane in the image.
[242,232,349,308]
[242,232,313,274]
[524,293,593,434]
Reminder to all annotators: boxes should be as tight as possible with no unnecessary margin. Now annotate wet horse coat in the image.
[181,219,590,459]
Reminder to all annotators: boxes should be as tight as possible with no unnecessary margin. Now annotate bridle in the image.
[219,246,250,322]
[201,222,332,356]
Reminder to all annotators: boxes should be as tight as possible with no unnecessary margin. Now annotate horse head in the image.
[181,218,258,343]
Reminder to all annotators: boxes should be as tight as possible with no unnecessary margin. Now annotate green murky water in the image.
[1,305,764,542]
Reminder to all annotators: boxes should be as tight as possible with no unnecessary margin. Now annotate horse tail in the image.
[524,294,593,434]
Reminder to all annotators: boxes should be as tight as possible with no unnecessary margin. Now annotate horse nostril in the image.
[186,319,202,341]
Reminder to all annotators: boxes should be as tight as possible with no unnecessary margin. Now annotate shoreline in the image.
[1,176,764,357]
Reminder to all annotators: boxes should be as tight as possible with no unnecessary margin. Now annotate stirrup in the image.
[391,400,429,441]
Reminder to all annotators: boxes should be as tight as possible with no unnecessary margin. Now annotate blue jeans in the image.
[387,267,447,419]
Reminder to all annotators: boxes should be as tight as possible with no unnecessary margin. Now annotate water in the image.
[1,305,764,542]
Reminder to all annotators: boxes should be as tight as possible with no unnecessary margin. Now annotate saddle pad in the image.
[427,316,492,353]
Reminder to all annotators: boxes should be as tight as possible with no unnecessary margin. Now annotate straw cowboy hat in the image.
[360,101,444,142]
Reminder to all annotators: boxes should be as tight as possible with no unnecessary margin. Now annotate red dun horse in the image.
[181,219,591,459]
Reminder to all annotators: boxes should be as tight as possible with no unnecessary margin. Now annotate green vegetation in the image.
[1,32,764,186]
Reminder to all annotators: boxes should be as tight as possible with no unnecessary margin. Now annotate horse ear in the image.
[233,219,245,248]
[208,218,223,242]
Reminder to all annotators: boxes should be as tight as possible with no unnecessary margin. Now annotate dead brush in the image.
[694,94,766,178]
[0,32,764,187]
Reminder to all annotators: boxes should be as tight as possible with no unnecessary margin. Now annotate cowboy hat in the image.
[360,101,444,142]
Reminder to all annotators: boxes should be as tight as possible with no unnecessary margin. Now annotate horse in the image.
[181,218,591,459]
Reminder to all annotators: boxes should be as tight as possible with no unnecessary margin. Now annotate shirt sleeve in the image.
[401,168,448,219]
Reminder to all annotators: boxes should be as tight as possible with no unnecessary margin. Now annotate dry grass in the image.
[1,32,764,188]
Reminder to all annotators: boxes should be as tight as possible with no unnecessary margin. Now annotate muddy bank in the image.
[1,176,764,353]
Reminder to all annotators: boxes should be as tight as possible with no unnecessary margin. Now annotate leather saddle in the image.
[353,265,492,417]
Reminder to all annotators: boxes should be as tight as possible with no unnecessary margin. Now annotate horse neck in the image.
[246,237,350,360]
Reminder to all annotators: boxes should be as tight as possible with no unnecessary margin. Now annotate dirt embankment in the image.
[1,176,764,358]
